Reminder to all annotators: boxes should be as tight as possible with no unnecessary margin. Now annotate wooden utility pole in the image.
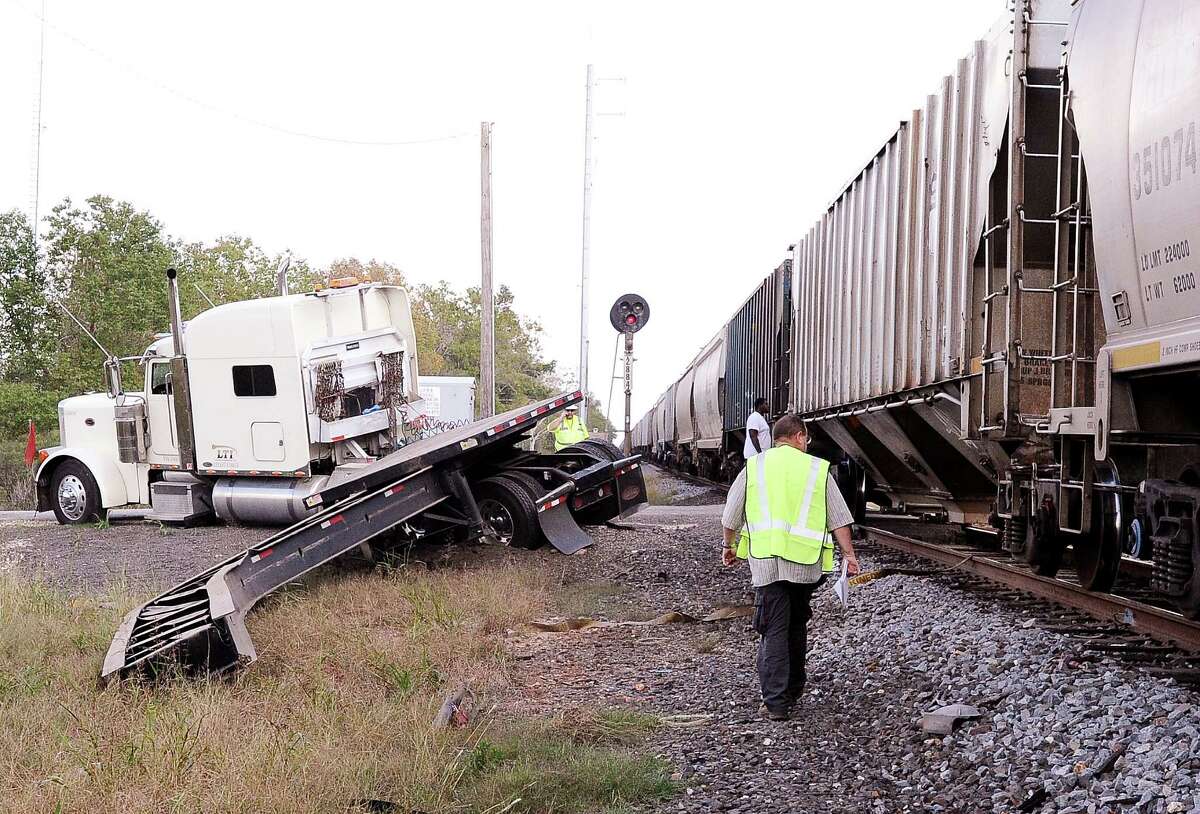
[480,122,496,418]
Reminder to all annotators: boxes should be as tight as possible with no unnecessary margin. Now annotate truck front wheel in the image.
[50,460,105,525]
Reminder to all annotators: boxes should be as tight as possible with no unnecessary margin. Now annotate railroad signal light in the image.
[609,293,650,334]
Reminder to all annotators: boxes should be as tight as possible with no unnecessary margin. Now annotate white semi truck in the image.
[37,271,449,525]
[43,268,648,680]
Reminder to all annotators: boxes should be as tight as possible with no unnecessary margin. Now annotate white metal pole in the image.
[578,64,594,426]
[31,0,47,248]
[480,122,496,418]
[623,332,633,454]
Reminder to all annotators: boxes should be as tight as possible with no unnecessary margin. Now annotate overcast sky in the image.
[0,0,1002,425]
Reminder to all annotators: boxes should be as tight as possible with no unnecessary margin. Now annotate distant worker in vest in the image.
[744,397,771,460]
[551,404,588,451]
[720,413,860,721]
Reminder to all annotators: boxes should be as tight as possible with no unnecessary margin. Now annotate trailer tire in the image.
[569,439,623,461]
[475,476,540,550]
[495,473,553,549]
[50,460,106,525]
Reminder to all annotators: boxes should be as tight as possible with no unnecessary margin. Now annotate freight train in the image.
[633,0,1200,618]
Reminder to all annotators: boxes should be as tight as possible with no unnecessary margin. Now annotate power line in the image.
[5,0,474,148]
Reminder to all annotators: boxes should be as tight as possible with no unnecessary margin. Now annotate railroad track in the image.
[649,464,1200,682]
[645,463,730,494]
[861,520,1200,685]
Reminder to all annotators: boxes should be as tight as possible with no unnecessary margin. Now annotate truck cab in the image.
[37,274,424,525]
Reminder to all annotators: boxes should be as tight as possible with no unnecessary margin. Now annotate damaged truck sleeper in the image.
[102,391,648,681]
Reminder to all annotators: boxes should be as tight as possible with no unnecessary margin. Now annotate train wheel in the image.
[1023,498,1063,577]
[1075,491,1123,592]
[835,459,867,524]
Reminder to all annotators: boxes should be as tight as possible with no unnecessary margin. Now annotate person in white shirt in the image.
[744,397,772,459]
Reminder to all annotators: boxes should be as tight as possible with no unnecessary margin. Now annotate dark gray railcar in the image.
[723,259,793,438]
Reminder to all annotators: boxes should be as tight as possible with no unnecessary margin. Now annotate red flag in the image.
[24,421,37,467]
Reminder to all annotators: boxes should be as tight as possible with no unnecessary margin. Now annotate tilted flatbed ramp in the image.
[102,390,638,681]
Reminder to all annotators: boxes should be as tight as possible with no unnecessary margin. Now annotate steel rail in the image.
[862,524,1200,652]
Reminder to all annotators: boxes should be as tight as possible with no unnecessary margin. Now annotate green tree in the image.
[177,236,316,317]
[410,282,556,412]
[327,257,408,287]
[0,210,54,383]
[41,196,176,392]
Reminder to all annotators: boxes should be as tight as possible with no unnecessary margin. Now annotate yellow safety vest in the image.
[736,445,834,571]
[554,416,588,450]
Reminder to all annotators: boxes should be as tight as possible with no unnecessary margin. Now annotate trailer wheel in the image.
[475,476,540,550]
[50,460,105,525]
[567,439,623,461]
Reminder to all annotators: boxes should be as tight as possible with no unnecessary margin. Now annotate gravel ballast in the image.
[515,499,1200,814]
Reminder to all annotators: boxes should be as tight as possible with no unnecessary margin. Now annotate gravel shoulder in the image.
[511,508,1200,814]
[0,516,262,595]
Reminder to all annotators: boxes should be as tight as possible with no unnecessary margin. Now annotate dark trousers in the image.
[753,580,816,710]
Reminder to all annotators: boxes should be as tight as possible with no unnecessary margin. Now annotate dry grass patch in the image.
[0,437,38,511]
[0,562,674,813]
[644,480,676,506]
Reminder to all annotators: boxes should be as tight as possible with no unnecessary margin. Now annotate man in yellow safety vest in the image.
[720,413,860,721]
[552,405,588,451]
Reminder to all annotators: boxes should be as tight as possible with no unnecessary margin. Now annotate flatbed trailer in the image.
[102,390,647,681]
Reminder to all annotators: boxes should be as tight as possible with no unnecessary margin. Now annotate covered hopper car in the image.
[635,0,1200,619]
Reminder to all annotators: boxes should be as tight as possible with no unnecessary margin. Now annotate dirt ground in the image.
[0,516,264,596]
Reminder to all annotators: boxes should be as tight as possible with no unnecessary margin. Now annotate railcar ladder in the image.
[977,4,1095,437]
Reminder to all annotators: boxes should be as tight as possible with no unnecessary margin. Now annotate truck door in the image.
[147,360,180,461]
[251,422,286,462]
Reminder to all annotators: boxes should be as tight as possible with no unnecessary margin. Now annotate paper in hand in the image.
[832,559,850,608]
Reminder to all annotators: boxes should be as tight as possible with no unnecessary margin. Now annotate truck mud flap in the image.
[534,483,592,554]
[613,457,648,518]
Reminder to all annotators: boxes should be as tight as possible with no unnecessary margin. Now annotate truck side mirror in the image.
[104,357,124,399]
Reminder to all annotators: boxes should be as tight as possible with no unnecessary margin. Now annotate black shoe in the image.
[764,705,790,721]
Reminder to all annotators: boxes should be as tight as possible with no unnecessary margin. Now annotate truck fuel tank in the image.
[212,476,329,526]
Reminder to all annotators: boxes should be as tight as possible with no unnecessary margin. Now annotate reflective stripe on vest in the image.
[735,446,834,571]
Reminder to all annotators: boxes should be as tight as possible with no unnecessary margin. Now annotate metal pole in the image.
[623,333,633,454]
[480,122,496,418]
[579,64,594,425]
[31,0,47,247]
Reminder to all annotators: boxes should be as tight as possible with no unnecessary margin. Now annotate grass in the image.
[0,563,676,813]
[644,479,676,506]
[0,436,40,511]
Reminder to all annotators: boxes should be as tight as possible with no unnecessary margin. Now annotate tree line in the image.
[0,195,608,439]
